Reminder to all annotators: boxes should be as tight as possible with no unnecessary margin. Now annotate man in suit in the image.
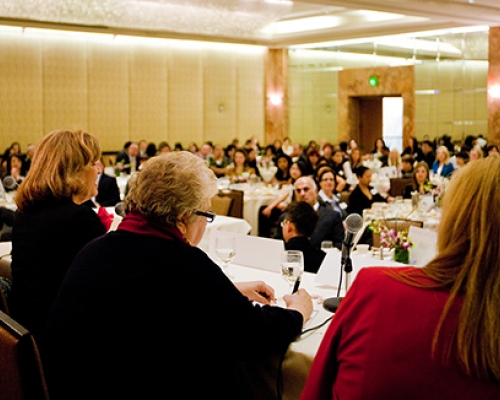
[275,176,344,250]
[84,159,121,208]
[282,202,326,273]
[115,141,139,174]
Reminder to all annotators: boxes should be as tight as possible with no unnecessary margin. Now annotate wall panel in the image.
[203,49,236,146]
[42,36,88,133]
[0,33,43,147]
[167,46,204,148]
[87,40,129,150]
[235,52,265,145]
[129,41,169,145]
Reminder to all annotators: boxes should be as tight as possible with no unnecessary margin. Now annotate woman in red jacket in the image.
[300,155,500,399]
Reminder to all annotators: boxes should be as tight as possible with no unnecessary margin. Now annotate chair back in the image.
[389,178,413,197]
[224,189,244,218]
[211,195,233,216]
[0,310,50,400]
[0,284,9,315]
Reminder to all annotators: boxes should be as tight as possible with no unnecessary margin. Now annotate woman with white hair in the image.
[41,151,313,400]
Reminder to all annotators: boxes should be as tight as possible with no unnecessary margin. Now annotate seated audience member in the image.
[9,129,107,339]
[207,144,229,178]
[272,153,292,186]
[2,153,25,190]
[258,161,305,238]
[388,148,402,172]
[21,144,36,175]
[469,145,484,161]
[347,166,387,217]
[115,141,139,174]
[282,202,326,273]
[400,155,415,178]
[455,151,470,169]
[225,148,256,182]
[84,159,121,208]
[315,167,347,221]
[403,161,433,199]
[41,152,313,400]
[421,140,436,168]
[275,176,344,250]
[347,166,386,246]
[300,155,500,400]
[1,141,21,171]
[432,145,455,178]
[402,136,424,162]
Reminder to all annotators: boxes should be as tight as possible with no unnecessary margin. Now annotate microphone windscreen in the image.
[2,176,18,190]
[114,201,126,217]
[345,213,363,234]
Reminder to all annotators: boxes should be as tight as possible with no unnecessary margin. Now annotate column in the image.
[265,48,288,145]
[488,26,500,145]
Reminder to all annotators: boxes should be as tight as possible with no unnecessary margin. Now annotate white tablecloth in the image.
[197,216,251,252]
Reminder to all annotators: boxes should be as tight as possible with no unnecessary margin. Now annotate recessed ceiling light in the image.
[261,16,341,34]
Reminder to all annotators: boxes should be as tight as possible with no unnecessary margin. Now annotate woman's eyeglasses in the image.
[193,210,216,223]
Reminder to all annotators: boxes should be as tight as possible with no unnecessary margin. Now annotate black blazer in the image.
[95,173,121,207]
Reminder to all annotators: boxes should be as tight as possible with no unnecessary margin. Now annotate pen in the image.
[292,276,301,294]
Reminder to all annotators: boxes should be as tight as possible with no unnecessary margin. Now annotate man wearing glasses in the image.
[275,176,344,250]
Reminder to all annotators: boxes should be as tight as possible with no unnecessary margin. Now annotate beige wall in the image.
[289,49,488,146]
[415,60,488,141]
[0,31,266,152]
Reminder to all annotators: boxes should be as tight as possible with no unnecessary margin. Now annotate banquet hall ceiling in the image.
[0,0,499,48]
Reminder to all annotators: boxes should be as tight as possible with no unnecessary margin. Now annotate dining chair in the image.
[0,283,9,315]
[389,178,413,197]
[211,194,233,217]
[0,253,12,281]
[223,189,244,219]
[0,310,50,400]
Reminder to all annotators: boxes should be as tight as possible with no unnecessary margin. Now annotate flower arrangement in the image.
[114,161,130,177]
[369,219,413,264]
[369,220,413,250]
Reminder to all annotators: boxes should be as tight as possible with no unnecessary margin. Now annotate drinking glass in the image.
[215,236,236,278]
[281,250,304,293]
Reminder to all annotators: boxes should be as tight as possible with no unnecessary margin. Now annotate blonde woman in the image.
[301,155,500,399]
[432,145,454,177]
[9,129,106,339]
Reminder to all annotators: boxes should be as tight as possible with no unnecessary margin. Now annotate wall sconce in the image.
[269,94,282,106]
[218,103,225,112]
[488,85,500,99]
[324,105,332,113]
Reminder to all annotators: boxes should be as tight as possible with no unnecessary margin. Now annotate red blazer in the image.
[300,267,500,399]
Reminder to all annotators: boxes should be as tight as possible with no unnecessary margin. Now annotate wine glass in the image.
[215,236,236,278]
[281,250,304,293]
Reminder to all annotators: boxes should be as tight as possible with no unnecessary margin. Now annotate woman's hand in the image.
[283,289,314,322]
[234,281,276,304]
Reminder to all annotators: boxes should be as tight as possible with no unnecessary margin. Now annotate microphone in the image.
[323,213,364,313]
[114,201,126,217]
[2,176,19,190]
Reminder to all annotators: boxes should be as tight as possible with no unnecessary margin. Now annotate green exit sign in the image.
[369,76,379,87]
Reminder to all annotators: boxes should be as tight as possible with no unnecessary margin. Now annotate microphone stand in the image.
[322,240,354,313]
